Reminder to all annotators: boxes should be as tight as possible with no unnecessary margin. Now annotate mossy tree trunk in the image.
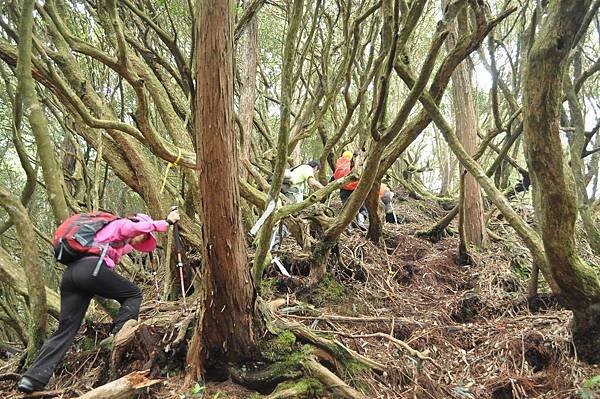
[16,0,69,224]
[523,0,600,362]
[251,0,305,282]
[186,0,259,380]
[0,187,47,365]
[10,0,54,365]
[0,65,38,237]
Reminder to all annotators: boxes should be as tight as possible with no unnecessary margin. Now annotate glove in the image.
[166,208,180,225]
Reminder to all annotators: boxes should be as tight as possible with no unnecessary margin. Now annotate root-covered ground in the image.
[2,193,600,398]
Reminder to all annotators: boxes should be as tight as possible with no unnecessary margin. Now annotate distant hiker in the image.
[379,183,401,223]
[270,160,323,251]
[333,152,401,228]
[333,151,368,230]
[280,160,324,203]
[18,208,180,394]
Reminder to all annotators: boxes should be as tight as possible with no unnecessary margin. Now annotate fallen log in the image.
[76,370,160,399]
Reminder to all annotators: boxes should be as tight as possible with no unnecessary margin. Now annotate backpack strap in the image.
[92,245,109,277]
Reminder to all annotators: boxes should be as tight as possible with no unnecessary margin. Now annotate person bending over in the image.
[18,208,180,393]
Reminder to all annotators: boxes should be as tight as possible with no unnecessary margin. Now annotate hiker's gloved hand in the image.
[166,208,180,225]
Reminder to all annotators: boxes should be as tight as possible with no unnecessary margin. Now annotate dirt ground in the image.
[2,192,600,398]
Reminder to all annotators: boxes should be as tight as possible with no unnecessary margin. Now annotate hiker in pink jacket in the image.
[19,209,180,393]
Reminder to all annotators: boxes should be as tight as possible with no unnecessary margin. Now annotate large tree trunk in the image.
[186,0,258,380]
[445,1,486,261]
[16,0,69,225]
[523,0,600,362]
[9,0,50,363]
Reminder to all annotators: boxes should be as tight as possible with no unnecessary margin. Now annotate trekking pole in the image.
[171,206,188,312]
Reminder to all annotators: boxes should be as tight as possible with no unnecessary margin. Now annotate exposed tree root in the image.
[264,378,321,399]
[281,317,386,372]
[301,355,368,399]
[230,298,436,398]
[229,359,303,392]
[347,332,440,370]
[416,205,458,242]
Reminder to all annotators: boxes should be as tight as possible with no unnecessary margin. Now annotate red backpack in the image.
[53,212,118,265]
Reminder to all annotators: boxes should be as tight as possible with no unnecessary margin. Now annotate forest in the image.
[0,0,599,397]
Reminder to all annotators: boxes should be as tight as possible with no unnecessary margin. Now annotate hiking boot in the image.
[385,212,398,224]
[17,376,46,393]
[110,318,138,336]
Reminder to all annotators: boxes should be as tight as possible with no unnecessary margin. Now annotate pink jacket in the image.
[94,218,169,268]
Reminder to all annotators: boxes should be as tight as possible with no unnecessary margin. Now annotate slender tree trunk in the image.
[251,0,305,281]
[565,78,600,254]
[238,12,258,175]
[0,187,47,365]
[527,261,540,306]
[16,0,69,224]
[238,12,259,230]
[445,1,486,260]
[589,133,600,198]
[186,0,258,380]
[523,0,600,362]
[435,128,452,196]
[365,186,383,243]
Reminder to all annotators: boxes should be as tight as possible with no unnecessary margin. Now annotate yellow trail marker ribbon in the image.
[159,148,182,194]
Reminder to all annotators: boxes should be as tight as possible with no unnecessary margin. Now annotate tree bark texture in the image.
[523,0,600,362]
[238,12,258,173]
[187,0,258,380]
[445,1,486,252]
[238,12,259,229]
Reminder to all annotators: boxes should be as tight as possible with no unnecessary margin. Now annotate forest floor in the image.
[1,192,600,398]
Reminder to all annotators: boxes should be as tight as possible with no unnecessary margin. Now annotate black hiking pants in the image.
[339,188,368,216]
[24,257,142,386]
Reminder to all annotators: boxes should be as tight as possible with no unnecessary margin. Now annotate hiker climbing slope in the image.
[379,183,401,223]
[333,151,368,230]
[270,160,323,251]
[334,151,401,229]
[18,208,180,394]
[280,160,324,203]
